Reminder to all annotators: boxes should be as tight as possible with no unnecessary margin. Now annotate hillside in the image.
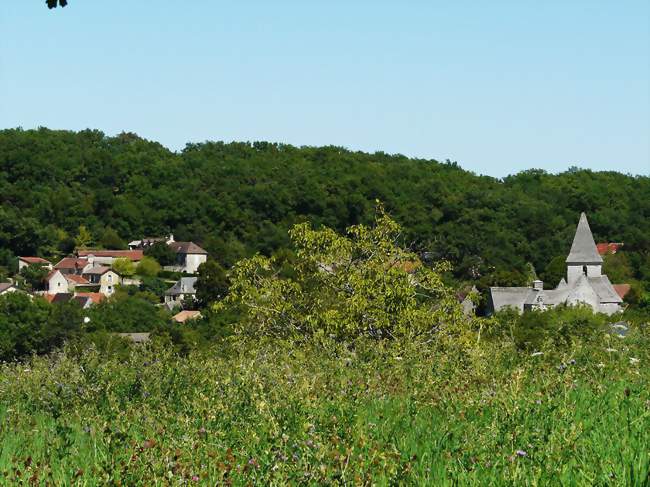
[1,128,648,289]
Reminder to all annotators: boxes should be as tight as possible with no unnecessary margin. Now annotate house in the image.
[597,242,623,256]
[164,277,198,309]
[116,332,151,344]
[45,292,99,308]
[488,213,626,316]
[46,270,94,294]
[172,310,202,323]
[54,257,92,275]
[82,266,121,296]
[128,234,175,250]
[167,242,208,274]
[18,257,52,272]
[76,249,143,266]
[0,282,18,296]
[46,270,69,294]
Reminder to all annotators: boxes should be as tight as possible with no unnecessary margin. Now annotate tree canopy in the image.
[0,128,648,294]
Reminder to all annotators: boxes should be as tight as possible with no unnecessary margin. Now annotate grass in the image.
[0,334,648,485]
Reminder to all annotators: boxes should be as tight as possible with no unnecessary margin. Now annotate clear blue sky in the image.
[1,1,648,177]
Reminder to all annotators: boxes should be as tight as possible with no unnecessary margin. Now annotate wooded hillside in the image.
[1,128,648,288]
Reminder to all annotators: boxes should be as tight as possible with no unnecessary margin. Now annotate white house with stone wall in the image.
[167,242,208,274]
[488,213,624,316]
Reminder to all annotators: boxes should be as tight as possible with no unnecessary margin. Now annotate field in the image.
[1,332,648,486]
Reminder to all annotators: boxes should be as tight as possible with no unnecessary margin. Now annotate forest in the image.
[1,127,649,291]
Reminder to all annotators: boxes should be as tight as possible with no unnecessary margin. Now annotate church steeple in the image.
[566,213,602,284]
[566,213,602,264]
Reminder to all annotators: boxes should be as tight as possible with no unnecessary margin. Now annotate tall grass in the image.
[0,332,648,485]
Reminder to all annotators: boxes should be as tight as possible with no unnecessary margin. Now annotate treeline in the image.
[1,128,649,289]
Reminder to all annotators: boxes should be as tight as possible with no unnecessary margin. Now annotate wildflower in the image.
[515,450,527,458]
[305,439,314,448]
[557,363,567,373]
[535,400,542,405]
[530,352,543,357]
[192,475,199,482]
[83,426,91,434]
[605,348,617,353]
[629,357,639,365]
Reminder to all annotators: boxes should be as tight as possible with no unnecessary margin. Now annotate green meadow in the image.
[1,332,648,486]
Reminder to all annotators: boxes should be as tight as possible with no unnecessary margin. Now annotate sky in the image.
[1,1,648,177]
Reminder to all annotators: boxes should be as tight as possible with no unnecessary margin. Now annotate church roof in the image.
[488,287,530,312]
[588,275,623,303]
[566,213,603,264]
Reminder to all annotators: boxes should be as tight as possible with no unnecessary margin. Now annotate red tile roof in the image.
[65,274,91,285]
[19,256,51,265]
[613,284,631,300]
[74,292,104,304]
[597,243,623,256]
[55,257,89,270]
[77,250,144,261]
[172,310,202,323]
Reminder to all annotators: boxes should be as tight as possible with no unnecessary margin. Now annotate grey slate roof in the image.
[165,277,198,296]
[169,242,208,255]
[489,287,530,312]
[588,275,623,303]
[566,213,603,264]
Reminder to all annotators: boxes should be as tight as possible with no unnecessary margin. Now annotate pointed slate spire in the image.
[566,213,603,264]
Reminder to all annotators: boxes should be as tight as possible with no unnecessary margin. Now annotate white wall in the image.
[184,254,207,274]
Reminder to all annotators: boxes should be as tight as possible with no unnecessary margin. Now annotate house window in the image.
[108,274,112,283]
[108,286,113,293]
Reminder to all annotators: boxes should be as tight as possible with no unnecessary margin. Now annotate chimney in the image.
[533,280,543,290]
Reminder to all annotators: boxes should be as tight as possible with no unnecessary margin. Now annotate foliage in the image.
[136,256,161,277]
[195,260,228,307]
[0,330,648,484]
[221,206,470,342]
[98,227,126,250]
[0,128,648,289]
[74,225,93,250]
[0,293,83,361]
[112,257,135,277]
[144,241,177,267]
[85,292,169,333]
[18,263,49,291]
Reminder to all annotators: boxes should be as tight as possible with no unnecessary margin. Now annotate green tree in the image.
[112,258,135,277]
[136,256,161,277]
[99,227,126,250]
[74,225,93,250]
[19,263,49,291]
[144,242,177,267]
[196,260,229,306]
[219,206,471,341]
[541,255,567,288]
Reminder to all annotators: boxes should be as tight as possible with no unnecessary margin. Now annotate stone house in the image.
[167,242,208,274]
[164,277,198,309]
[82,266,121,296]
[46,270,94,295]
[488,213,625,316]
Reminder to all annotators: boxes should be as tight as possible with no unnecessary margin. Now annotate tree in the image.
[219,206,471,341]
[19,263,49,292]
[136,256,161,277]
[112,257,135,277]
[99,227,126,250]
[46,0,67,8]
[196,260,229,306]
[540,255,566,288]
[74,225,93,250]
[144,242,177,267]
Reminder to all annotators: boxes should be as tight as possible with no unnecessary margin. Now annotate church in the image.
[488,213,624,316]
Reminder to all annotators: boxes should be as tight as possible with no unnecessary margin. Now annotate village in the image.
[0,234,207,326]
[0,213,633,327]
